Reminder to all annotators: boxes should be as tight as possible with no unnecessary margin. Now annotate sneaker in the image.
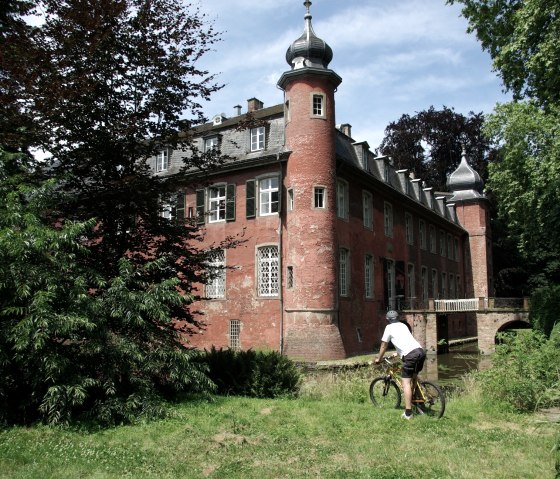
[401,412,413,420]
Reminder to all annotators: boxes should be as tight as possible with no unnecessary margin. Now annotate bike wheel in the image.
[369,377,401,409]
[418,381,446,418]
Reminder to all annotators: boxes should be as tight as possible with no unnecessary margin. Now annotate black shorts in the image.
[402,348,426,379]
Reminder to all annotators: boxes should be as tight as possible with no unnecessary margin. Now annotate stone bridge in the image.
[402,297,530,355]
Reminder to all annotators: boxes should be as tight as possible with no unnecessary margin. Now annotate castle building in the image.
[152,2,493,361]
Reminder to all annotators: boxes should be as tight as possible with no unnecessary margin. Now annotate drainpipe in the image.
[277,152,285,354]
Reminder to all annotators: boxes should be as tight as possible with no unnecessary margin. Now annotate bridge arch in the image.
[477,311,530,354]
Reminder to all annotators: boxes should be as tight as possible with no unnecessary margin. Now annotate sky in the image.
[197,0,511,151]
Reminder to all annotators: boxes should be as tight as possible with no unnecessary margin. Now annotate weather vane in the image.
[304,1,312,14]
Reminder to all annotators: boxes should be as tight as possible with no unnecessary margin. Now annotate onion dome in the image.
[447,146,485,201]
[286,1,333,69]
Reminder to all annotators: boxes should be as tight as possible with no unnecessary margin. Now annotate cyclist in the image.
[375,310,426,420]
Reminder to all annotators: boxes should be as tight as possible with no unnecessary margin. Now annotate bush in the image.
[203,348,301,398]
[529,285,560,337]
[476,325,560,412]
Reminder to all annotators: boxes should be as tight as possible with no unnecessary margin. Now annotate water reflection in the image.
[422,342,491,386]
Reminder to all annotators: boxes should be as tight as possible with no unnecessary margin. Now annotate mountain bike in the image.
[369,357,446,418]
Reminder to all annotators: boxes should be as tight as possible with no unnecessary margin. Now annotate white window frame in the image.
[336,180,349,219]
[205,249,226,299]
[363,191,373,229]
[384,201,393,237]
[257,245,279,297]
[208,184,226,223]
[204,136,219,152]
[405,213,413,245]
[339,248,350,297]
[156,149,169,172]
[364,254,374,299]
[312,93,325,117]
[314,186,326,209]
[250,126,265,151]
[259,176,279,216]
[159,202,172,220]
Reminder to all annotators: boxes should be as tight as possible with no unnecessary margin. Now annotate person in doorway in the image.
[375,310,426,420]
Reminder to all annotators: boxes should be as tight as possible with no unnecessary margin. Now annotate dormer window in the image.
[156,149,169,172]
[250,127,265,151]
[212,114,225,126]
[204,136,219,152]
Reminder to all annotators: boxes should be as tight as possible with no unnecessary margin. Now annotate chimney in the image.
[339,123,352,137]
[234,105,242,116]
[247,98,264,112]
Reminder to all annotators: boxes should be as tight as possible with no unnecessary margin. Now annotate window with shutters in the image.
[257,245,279,297]
[209,185,226,223]
[259,176,279,215]
[205,249,225,299]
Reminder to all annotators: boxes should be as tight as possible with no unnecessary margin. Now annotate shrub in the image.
[529,285,560,337]
[476,325,560,412]
[203,348,301,398]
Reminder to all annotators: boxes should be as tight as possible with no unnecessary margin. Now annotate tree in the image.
[447,0,560,107]
[484,101,560,289]
[378,106,494,191]
[0,0,238,424]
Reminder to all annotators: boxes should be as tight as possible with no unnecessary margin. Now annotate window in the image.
[257,245,279,296]
[228,320,241,351]
[156,149,169,172]
[356,328,363,343]
[204,136,218,152]
[250,126,265,151]
[421,266,428,303]
[209,185,226,223]
[384,202,393,237]
[336,180,349,219]
[288,188,294,211]
[449,274,456,299]
[440,230,446,256]
[447,234,453,259]
[314,187,325,208]
[429,225,436,253]
[454,237,460,261]
[407,263,415,302]
[312,93,324,116]
[287,266,294,289]
[159,202,172,219]
[384,163,390,182]
[431,269,438,299]
[364,254,374,299]
[405,213,413,245]
[386,259,395,309]
[259,177,279,215]
[456,275,462,298]
[363,191,373,229]
[339,248,349,296]
[441,272,447,298]
[206,250,225,298]
[419,220,427,250]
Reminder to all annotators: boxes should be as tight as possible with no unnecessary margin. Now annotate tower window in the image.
[314,186,325,208]
[311,93,325,117]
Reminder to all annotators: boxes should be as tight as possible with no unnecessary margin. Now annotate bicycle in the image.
[369,357,446,418]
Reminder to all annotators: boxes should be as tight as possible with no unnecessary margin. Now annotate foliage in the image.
[448,0,560,107]
[378,106,495,191]
[204,348,301,398]
[476,325,560,412]
[484,101,560,289]
[0,149,217,426]
[529,285,560,338]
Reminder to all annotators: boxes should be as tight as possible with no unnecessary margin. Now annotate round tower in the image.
[277,1,344,360]
[447,147,494,298]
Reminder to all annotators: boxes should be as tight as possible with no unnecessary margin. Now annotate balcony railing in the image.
[397,297,529,313]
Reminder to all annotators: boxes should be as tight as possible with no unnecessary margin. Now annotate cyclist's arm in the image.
[375,341,389,364]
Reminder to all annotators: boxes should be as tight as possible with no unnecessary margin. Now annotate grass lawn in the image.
[0,372,558,479]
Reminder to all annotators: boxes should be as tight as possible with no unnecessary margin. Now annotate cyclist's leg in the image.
[402,377,413,411]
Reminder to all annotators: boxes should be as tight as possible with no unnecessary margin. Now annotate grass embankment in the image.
[0,369,558,479]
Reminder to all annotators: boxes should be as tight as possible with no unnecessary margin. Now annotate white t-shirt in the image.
[381,322,422,358]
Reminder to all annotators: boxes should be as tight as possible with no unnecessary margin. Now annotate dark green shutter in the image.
[175,192,186,222]
[196,189,205,224]
[226,184,236,221]
[246,179,256,218]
